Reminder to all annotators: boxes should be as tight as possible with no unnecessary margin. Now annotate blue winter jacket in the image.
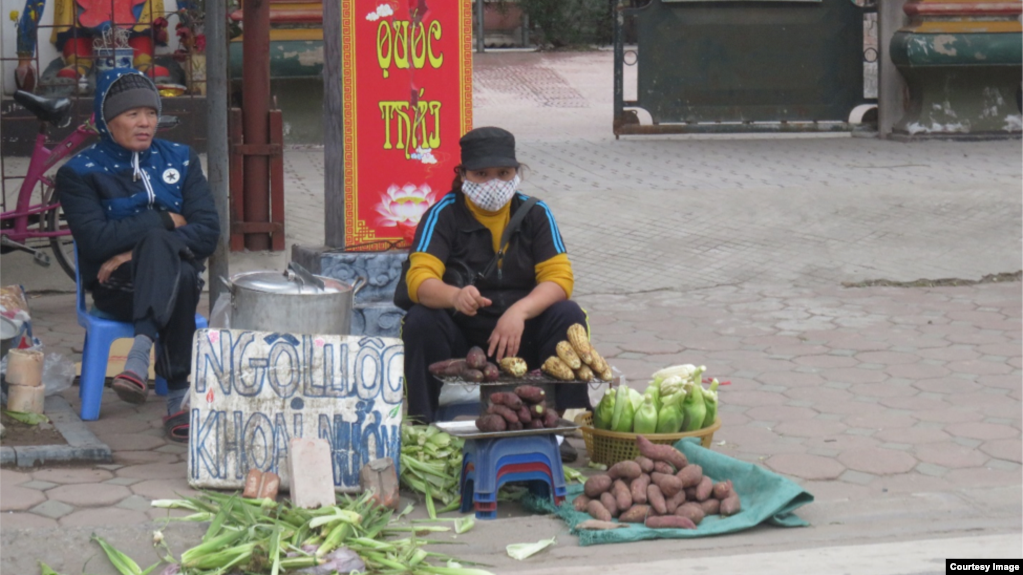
[57,68,220,289]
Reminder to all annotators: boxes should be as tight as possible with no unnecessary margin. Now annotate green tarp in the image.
[527,438,814,546]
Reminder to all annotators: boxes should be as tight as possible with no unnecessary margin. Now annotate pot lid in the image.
[230,269,352,295]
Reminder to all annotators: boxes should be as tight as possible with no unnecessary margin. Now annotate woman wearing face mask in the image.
[400,127,591,450]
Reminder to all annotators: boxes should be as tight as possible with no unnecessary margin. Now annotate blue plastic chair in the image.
[74,245,206,421]
[434,401,481,421]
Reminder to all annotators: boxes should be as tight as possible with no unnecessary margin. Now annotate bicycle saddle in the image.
[13,90,72,128]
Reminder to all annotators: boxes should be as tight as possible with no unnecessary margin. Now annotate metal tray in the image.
[437,374,596,386]
[434,418,581,439]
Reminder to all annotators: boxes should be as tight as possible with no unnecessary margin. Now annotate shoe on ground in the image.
[560,439,579,463]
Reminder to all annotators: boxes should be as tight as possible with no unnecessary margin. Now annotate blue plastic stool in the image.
[460,472,564,515]
[74,244,208,421]
[463,435,565,489]
[435,401,481,421]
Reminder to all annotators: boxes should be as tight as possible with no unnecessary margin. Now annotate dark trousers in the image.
[401,299,592,423]
[92,229,202,391]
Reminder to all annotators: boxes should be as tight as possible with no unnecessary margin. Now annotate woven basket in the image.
[579,413,721,466]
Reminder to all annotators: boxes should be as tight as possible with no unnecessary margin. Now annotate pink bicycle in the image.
[1,90,177,280]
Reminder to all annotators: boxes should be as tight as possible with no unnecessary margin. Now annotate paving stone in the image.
[720,390,787,407]
[952,437,985,449]
[745,405,818,422]
[823,381,853,390]
[129,478,202,500]
[880,443,913,451]
[47,483,132,506]
[807,447,841,457]
[765,453,845,480]
[793,355,858,369]
[854,351,921,365]
[945,466,1023,488]
[29,500,76,519]
[103,477,143,486]
[979,438,1023,463]
[839,470,877,485]
[112,450,179,465]
[986,459,1021,471]
[114,462,187,480]
[914,443,989,468]
[0,486,47,511]
[844,427,877,436]
[18,480,58,491]
[911,377,982,394]
[838,448,918,475]
[95,464,124,471]
[784,386,854,404]
[870,473,953,494]
[879,396,952,411]
[884,364,951,379]
[913,408,984,424]
[101,431,171,452]
[799,480,874,502]
[875,426,951,444]
[0,512,59,529]
[32,468,114,484]
[0,468,30,487]
[773,418,846,439]
[842,413,917,430]
[946,422,1019,441]
[946,359,1015,376]
[60,507,149,527]
[117,495,155,512]
[849,382,917,398]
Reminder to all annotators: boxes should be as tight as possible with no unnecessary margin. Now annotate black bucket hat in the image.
[460,126,519,171]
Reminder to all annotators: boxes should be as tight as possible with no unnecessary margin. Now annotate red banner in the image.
[342,0,472,249]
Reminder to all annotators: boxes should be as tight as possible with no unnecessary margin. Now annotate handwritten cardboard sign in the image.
[187,329,404,492]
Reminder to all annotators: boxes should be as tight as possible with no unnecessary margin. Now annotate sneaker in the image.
[560,439,579,463]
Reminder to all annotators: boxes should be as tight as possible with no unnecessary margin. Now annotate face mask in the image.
[463,175,520,212]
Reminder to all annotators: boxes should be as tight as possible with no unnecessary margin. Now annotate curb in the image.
[3,395,112,467]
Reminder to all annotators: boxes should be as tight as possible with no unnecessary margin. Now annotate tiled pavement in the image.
[2,50,1021,571]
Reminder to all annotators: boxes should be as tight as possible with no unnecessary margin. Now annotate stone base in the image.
[294,245,407,338]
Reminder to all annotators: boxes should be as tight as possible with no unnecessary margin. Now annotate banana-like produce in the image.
[499,357,528,378]
[567,324,593,365]
[588,348,609,374]
[555,341,582,369]
[575,365,594,382]
[542,356,575,381]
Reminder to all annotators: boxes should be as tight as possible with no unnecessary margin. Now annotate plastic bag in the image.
[438,382,479,406]
[0,341,74,401]
[209,294,231,329]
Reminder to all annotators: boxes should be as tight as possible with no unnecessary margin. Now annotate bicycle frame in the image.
[1,117,97,241]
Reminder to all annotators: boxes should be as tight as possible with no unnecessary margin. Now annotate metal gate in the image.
[614,0,876,135]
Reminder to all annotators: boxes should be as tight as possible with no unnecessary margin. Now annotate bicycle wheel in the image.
[43,183,77,280]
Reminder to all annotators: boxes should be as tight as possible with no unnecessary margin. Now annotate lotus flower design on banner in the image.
[375,183,438,228]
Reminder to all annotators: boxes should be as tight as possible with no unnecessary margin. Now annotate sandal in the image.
[111,371,149,405]
[163,410,189,443]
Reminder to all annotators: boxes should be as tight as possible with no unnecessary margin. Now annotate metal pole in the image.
[476,0,485,54]
[242,0,271,250]
[323,0,345,247]
[206,0,230,312]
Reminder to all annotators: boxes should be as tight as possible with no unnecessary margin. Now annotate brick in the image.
[243,469,281,499]
[360,457,400,510]
[289,438,335,509]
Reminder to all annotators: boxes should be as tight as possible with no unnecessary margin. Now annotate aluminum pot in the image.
[222,262,365,335]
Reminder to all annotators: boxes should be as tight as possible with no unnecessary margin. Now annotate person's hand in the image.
[489,306,527,361]
[450,285,491,316]
[97,251,132,284]
[169,213,187,228]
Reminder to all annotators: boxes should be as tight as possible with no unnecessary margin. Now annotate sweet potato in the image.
[584,474,613,498]
[527,419,544,429]
[441,360,468,377]
[466,346,487,369]
[695,476,714,502]
[636,435,688,470]
[514,385,546,404]
[429,359,462,375]
[634,456,655,474]
[489,391,523,410]
[720,493,741,517]
[576,520,629,530]
[573,494,591,512]
[676,464,703,488]
[475,414,506,432]
[487,404,519,425]
[630,474,650,504]
[684,487,697,501]
[517,406,532,424]
[650,472,683,498]
[712,479,733,500]
[608,460,643,481]
[665,491,686,515]
[653,461,675,475]
[699,498,720,516]
[612,479,633,511]
[542,409,560,428]
[644,516,696,530]
[676,502,705,525]
[585,500,612,522]
[482,362,501,382]
[646,484,667,515]
[461,368,484,383]
[507,420,523,431]
[529,404,546,418]
[600,492,620,517]
[619,504,651,523]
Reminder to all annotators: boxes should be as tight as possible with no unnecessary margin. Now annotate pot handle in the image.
[219,276,234,294]
[351,276,367,295]
[287,261,326,290]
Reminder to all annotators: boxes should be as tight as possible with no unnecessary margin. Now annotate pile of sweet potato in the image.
[475,385,560,432]
[573,435,741,529]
